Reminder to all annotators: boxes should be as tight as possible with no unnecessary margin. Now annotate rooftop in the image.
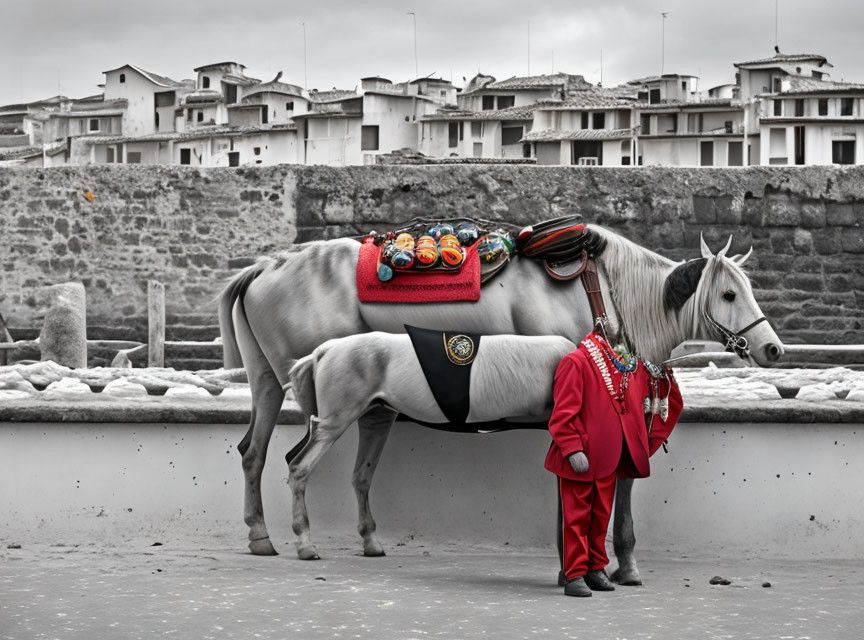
[308,89,358,103]
[193,61,247,72]
[734,51,832,69]
[627,74,698,85]
[781,77,864,95]
[81,122,296,145]
[103,64,180,88]
[522,127,633,143]
[422,102,554,121]
[463,73,591,94]
[243,81,305,99]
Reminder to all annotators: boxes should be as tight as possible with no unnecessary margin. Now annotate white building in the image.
[457,72,590,111]
[102,64,189,136]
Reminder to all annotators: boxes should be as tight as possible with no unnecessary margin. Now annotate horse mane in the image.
[587,225,751,362]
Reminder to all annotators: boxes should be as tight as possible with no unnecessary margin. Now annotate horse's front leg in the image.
[288,415,351,560]
[353,406,397,557]
[610,477,642,586]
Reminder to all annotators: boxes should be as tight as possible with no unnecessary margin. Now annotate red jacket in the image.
[544,336,683,481]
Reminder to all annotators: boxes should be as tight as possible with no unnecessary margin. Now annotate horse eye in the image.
[723,290,736,302]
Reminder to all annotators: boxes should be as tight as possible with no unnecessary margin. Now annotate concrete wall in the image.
[1,420,861,558]
[1,165,863,344]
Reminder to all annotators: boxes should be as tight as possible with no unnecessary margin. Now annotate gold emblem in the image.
[445,334,475,366]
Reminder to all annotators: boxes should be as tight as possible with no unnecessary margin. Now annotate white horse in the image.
[287,332,575,560]
[219,224,783,584]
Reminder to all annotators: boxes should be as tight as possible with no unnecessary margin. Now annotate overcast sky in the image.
[5,0,864,105]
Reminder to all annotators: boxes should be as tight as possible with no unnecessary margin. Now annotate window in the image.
[795,99,804,117]
[592,112,605,129]
[482,95,495,110]
[89,119,99,132]
[361,125,379,150]
[197,111,204,122]
[261,109,268,124]
[621,140,631,165]
[228,151,240,167]
[126,151,141,164]
[581,112,589,129]
[772,77,782,92]
[202,76,210,89]
[700,141,714,166]
[119,73,126,83]
[649,88,660,104]
[186,109,192,122]
[497,95,515,109]
[253,147,261,156]
[773,100,782,116]
[640,114,651,134]
[473,142,483,157]
[833,140,855,164]
[106,147,115,163]
[637,91,648,102]
[448,122,459,148]
[286,101,294,111]
[180,148,191,165]
[681,80,687,91]
[522,144,531,158]
[768,128,787,164]
[471,121,482,138]
[667,114,678,133]
[572,140,602,165]
[724,120,733,134]
[501,126,523,146]
[728,141,743,166]
[794,126,805,165]
[818,99,828,116]
[225,84,238,104]
[841,98,854,116]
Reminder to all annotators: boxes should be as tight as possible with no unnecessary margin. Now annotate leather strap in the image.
[580,257,606,325]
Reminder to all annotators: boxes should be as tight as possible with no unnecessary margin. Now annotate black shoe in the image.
[584,569,615,591]
[557,570,566,587]
[564,576,593,597]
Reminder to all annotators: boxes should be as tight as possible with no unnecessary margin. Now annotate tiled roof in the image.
[223,74,261,87]
[626,74,698,85]
[0,145,42,160]
[781,77,864,95]
[539,91,638,109]
[193,61,246,72]
[734,52,831,68]
[484,73,590,91]
[181,90,224,105]
[421,102,554,122]
[81,123,296,145]
[522,128,634,142]
[103,64,180,87]
[243,81,304,98]
[308,89,358,103]
[638,99,737,110]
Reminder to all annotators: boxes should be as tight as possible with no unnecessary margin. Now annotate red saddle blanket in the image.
[356,242,481,303]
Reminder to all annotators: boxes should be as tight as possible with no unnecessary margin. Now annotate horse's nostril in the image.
[765,344,781,360]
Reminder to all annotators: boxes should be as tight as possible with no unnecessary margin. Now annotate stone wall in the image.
[1,165,863,345]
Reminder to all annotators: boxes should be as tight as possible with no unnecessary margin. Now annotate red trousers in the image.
[559,472,617,579]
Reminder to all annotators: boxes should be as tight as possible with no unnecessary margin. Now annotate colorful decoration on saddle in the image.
[641,358,674,424]
[367,220,513,283]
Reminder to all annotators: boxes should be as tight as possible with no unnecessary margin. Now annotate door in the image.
[794,126,805,165]
[228,151,240,167]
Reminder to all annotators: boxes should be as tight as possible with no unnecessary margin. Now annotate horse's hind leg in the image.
[353,406,397,557]
[610,477,643,586]
[238,359,285,556]
[289,415,352,560]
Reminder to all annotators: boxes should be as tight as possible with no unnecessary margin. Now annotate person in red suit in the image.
[546,331,683,597]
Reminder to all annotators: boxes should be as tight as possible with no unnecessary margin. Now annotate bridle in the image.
[704,308,768,358]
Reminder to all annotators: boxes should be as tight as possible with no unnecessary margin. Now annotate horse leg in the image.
[610,477,643,586]
[239,366,285,556]
[289,415,352,560]
[353,406,396,557]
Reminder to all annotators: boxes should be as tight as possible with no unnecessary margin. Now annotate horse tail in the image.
[285,353,318,464]
[218,260,270,369]
[288,353,318,418]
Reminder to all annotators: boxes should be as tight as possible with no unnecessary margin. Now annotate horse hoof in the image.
[249,537,278,556]
[297,545,321,561]
[363,548,386,558]
[610,567,643,586]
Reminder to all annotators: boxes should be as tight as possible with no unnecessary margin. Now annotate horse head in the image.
[664,234,784,367]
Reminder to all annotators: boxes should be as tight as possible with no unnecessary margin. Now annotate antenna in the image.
[600,49,603,87]
[661,12,670,75]
[407,12,418,79]
[775,0,779,50]
[302,22,308,90]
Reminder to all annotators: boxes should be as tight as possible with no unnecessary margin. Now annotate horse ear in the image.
[700,232,713,259]
[717,234,733,258]
[664,258,709,314]
[731,246,753,266]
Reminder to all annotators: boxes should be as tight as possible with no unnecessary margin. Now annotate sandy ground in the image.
[1,539,861,640]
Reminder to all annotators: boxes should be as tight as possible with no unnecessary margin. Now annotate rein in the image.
[703,310,768,358]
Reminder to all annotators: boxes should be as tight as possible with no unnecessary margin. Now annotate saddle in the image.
[516,215,609,323]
